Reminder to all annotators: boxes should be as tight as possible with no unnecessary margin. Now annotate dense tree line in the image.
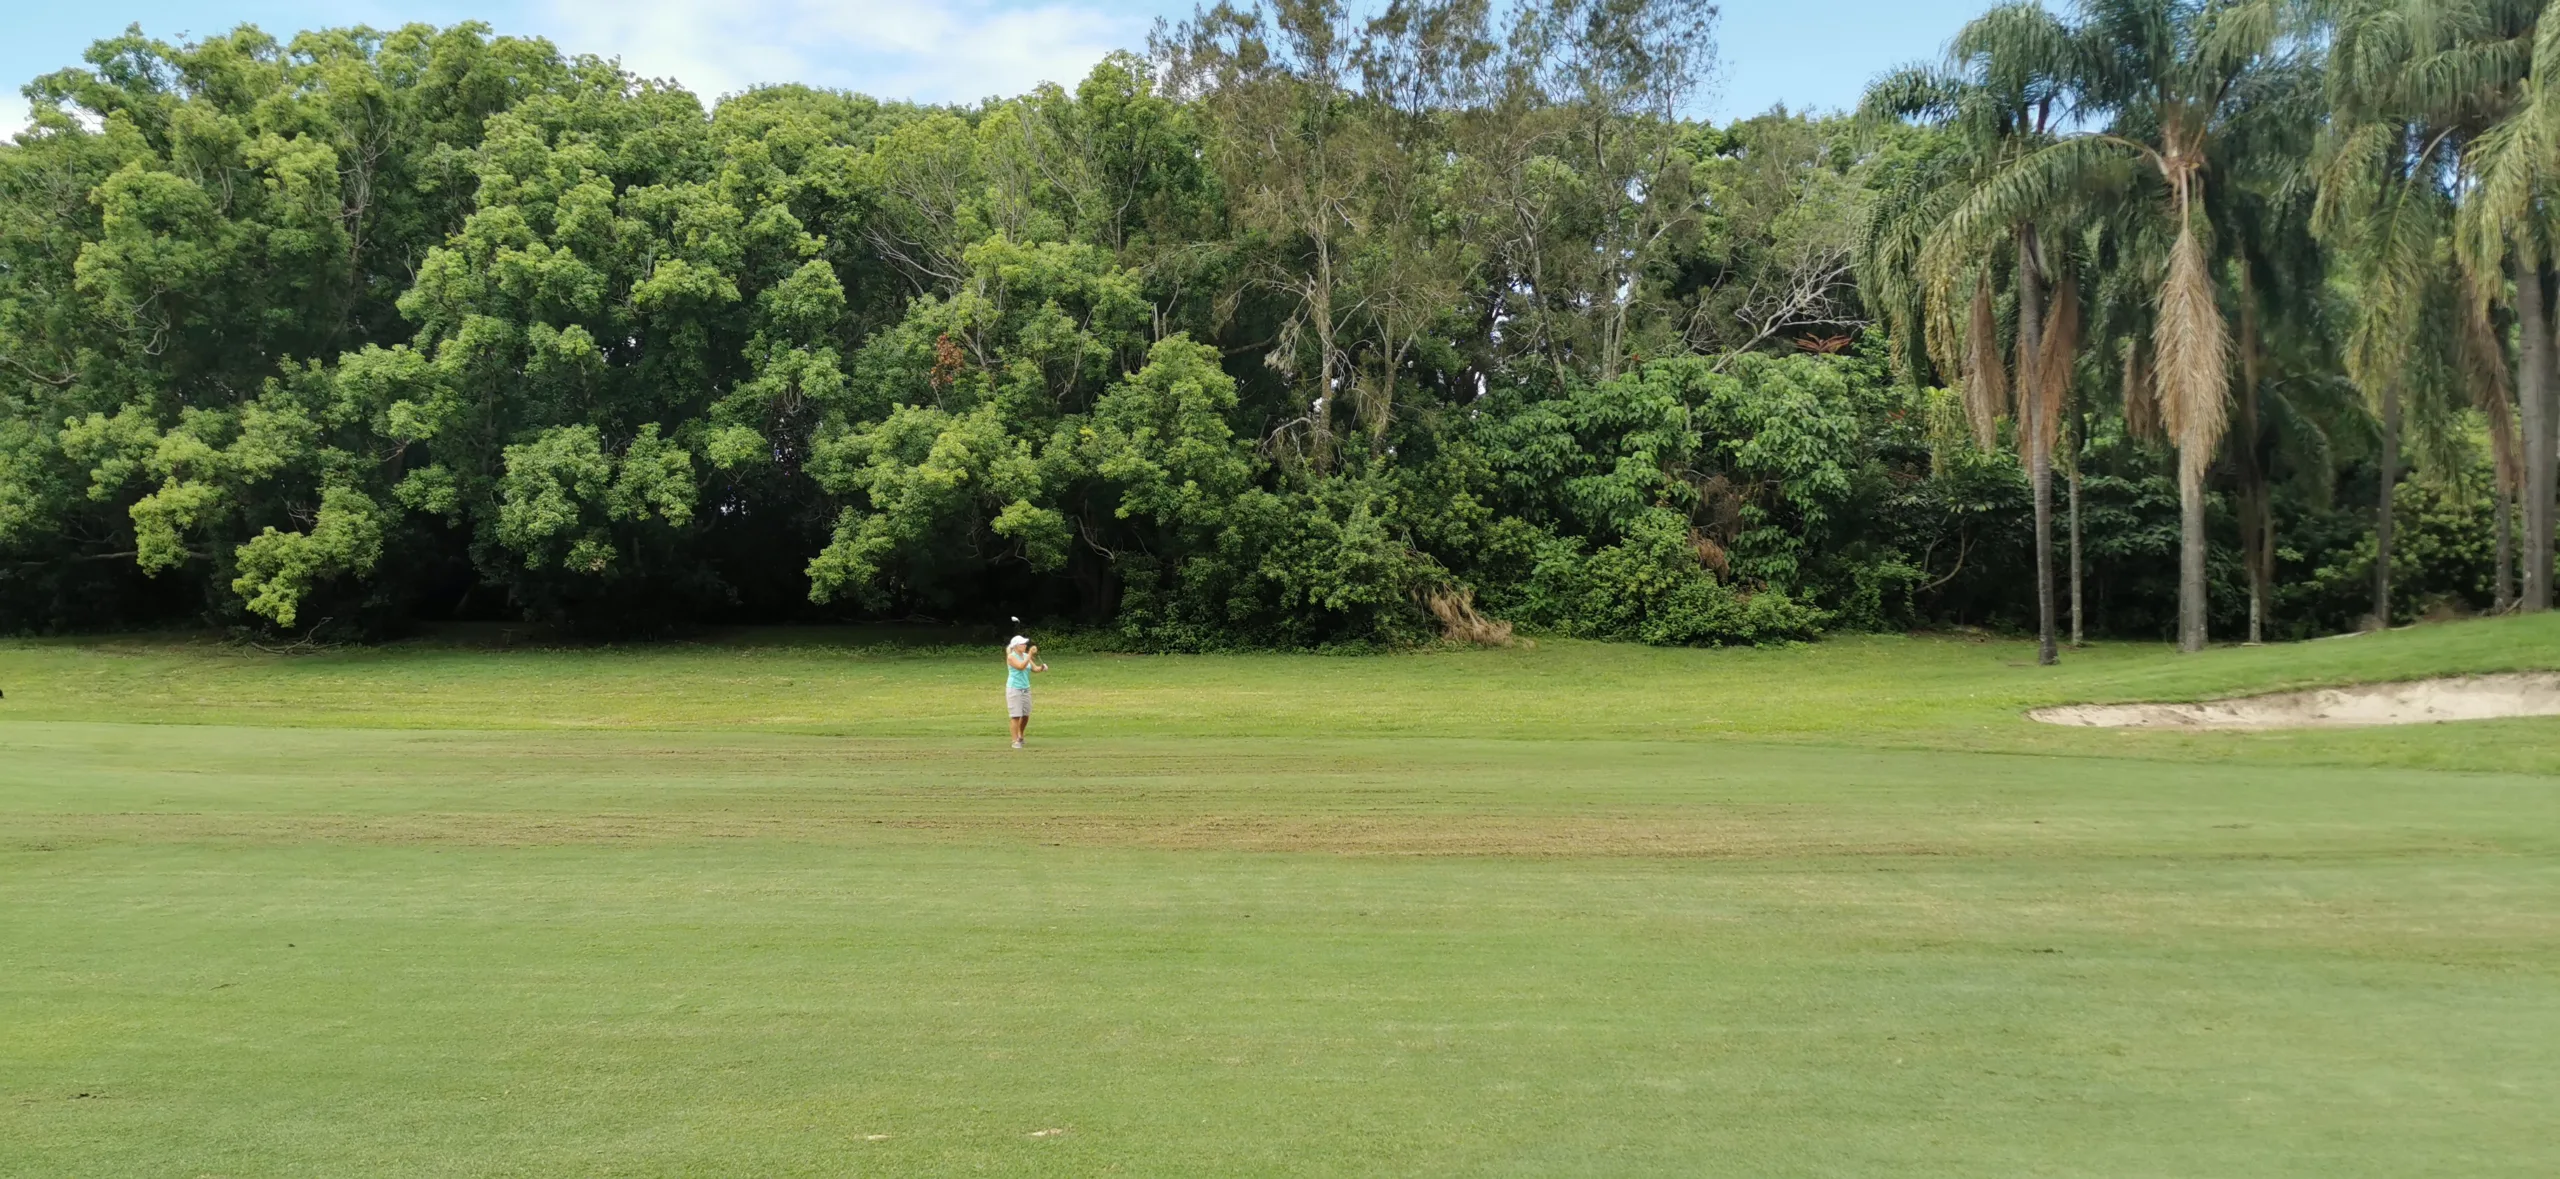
[0,1,2535,648]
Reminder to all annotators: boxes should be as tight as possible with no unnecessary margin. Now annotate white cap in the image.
[1008,635,1030,648]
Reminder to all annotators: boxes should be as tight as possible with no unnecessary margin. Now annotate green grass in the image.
[4,618,2558,1175]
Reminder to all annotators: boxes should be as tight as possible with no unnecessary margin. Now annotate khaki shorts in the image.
[1006,689,1032,718]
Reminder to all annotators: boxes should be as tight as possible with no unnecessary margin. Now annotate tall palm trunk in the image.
[2372,383,2401,628]
[2236,294,2268,644]
[2517,255,2555,611]
[2068,408,2085,646]
[2258,498,2275,636]
[2239,469,2268,642]
[2495,482,2516,613]
[2032,433,2058,663]
[2176,453,2208,650]
[2018,229,2057,666]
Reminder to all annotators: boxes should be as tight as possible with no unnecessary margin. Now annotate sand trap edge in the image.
[2028,672,2560,730]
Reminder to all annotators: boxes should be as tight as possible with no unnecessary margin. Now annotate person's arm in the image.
[1028,645,1047,673]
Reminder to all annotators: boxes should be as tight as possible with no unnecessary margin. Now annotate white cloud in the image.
[1,94,26,141]
[538,0,1146,106]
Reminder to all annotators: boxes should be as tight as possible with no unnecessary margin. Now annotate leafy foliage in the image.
[0,8,2515,646]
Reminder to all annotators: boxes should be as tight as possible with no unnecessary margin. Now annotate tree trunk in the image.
[1309,242,1341,473]
[2238,475,2273,643]
[2237,464,2266,643]
[2373,383,2401,628]
[2033,457,2057,665]
[2255,494,2275,641]
[2179,455,2208,652]
[2237,277,2268,644]
[2245,510,2263,642]
[2518,256,2556,610]
[2495,480,2516,613]
[2017,230,2055,665]
[2068,416,2085,647]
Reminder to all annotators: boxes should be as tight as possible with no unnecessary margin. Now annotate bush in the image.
[1515,510,1828,645]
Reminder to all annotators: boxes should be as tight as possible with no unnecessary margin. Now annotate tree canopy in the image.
[0,2,2536,647]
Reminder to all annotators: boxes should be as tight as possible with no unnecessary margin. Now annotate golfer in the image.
[1005,635,1047,749]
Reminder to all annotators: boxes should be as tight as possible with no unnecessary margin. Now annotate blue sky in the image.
[3,0,1989,133]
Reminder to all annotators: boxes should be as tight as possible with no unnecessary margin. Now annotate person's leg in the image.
[1010,714,1026,743]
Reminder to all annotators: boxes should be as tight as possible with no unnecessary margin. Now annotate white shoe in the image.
[1011,740,1023,749]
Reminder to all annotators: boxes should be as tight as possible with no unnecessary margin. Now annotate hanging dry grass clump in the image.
[1689,527,1731,576]
[2153,224,2229,481]
[1424,586,1514,646]
[1963,270,2007,449]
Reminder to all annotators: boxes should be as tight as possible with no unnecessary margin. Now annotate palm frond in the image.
[2123,327,2163,441]
[1966,269,2010,447]
[2026,263,2082,465]
[1933,135,2151,268]
[1859,66,1969,124]
[2459,265,2525,493]
[2155,219,2232,484]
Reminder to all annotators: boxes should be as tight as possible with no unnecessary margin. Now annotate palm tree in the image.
[1943,0,2295,652]
[2325,0,2536,623]
[2216,48,2326,641]
[2451,0,2558,611]
[1862,1,2080,664]
[2315,82,2447,626]
[2465,275,2527,613]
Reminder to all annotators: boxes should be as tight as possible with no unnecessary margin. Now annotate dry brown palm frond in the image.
[1424,586,1513,646]
[2459,269,2524,497]
[2154,223,2230,484]
[2025,268,2079,467]
[1920,266,1968,393]
[2122,334,2161,442]
[1963,270,2006,449]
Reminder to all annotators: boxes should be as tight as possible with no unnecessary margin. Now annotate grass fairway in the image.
[4,618,2558,1175]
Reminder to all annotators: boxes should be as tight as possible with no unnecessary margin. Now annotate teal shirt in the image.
[1007,655,1031,692]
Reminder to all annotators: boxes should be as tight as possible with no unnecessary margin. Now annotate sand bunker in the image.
[2029,672,2560,730]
